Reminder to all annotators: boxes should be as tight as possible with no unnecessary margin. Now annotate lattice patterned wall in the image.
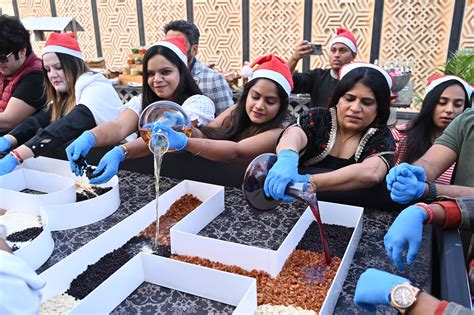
[96,0,140,68]
[56,1,96,61]
[193,0,242,72]
[380,0,455,94]
[142,0,187,45]
[249,0,304,71]
[0,0,14,15]
[310,1,374,70]
[17,0,51,55]
[460,0,474,49]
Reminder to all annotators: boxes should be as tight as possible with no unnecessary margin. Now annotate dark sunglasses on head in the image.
[0,52,14,64]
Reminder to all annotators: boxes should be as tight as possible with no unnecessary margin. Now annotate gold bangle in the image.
[119,144,129,159]
[193,138,204,156]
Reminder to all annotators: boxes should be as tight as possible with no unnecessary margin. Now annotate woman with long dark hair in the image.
[263,62,396,199]
[66,36,215,183]
[150,54,292,164]
[0,33,122,175]
[392,75,471,184]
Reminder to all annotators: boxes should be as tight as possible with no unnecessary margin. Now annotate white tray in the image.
[40,180,224,301]
[171,198,363,314]
[70,253,257,314]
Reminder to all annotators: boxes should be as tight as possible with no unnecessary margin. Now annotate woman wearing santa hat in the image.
[392,74,472,184]
[149,54,292,164]
[0,32,123,175]
[66,36,215,183]
[263,62,396,201]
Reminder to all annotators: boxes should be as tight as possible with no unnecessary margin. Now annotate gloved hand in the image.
[384,205,427,271]
[0,153,20,176]
[142,112,187,130]
[354,268,410,312]
[263,150,310,202]
[66,131,96,176]
[386,163,425,191]
[386,163,426,204]
[0,137,12,154]
[88,146,125,185]
[151,124,188,151]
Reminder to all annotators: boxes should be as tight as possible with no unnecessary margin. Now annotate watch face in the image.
[393,286,415,308]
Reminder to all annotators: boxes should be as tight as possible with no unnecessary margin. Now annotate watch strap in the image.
[425,181,437,203]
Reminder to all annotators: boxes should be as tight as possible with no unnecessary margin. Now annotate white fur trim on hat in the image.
[154,41,188,65]
[250,69,292,96]
[328,37,357,53]
[339,63,392,89]
[425,75,473,98]
[42,45,84,60]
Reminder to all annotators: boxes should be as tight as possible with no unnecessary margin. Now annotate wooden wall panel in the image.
[142,0,187,45]
[380,0,455,94]
[55,1,96,61]
[249,0,304,71]
[310,0,375,70]
[460,0,474,49]
[96,0,140,68]
[194,0,242,72]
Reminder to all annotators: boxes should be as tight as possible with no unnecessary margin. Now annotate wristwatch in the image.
[390,282,421,313]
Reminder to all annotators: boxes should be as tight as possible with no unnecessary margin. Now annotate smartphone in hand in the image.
[308,43,322,55]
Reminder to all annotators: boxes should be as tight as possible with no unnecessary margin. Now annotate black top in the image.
[10,104,96,156]
[292,68,338,108]
[11,72,47,111]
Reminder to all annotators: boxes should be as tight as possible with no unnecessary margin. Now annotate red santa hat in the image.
[339,62,393,89]
[42,33,84,60]
[328,28,358,53]
[241,54,293,96]
[152,36,188,65]
[425,74,473,98]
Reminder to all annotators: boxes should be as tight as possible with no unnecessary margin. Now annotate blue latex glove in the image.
[142,112,187,130]
[89,146,125,185]
[384,205,427,271]
[263,150,310,202]
[66,131,96,176]
[0,153,20,176]
[386,163,425,191]
[158,111,186,127]
[0,137,12,154]
[151,124,188,151]
[354,268,410,312]
[390,171,426,204]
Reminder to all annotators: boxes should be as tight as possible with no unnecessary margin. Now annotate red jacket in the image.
[0,53,43,112]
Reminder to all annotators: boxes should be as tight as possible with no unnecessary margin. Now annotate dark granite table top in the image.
[38,170,432,314]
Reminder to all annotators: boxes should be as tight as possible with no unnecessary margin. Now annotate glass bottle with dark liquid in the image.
[138,101,191,246]
[242,153,331,264]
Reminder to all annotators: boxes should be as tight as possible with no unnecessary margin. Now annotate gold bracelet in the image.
[193,138,204,156]
[119,144,129,159]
